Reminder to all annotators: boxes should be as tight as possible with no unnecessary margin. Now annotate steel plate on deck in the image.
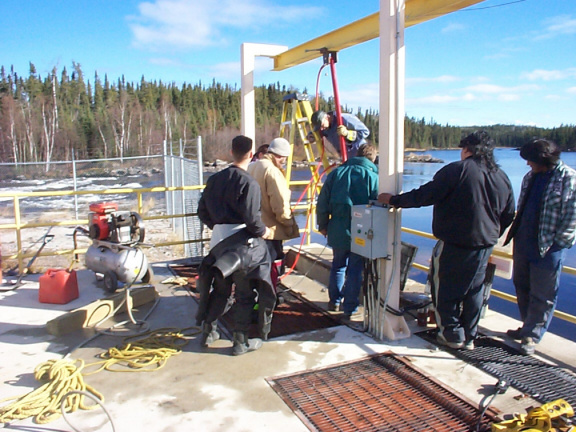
[267,353,498,432]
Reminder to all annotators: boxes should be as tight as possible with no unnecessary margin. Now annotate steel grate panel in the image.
[268,353,497,432]
[418,330,576,407]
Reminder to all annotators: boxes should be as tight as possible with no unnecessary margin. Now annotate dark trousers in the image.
[429,240,493,344]
[513,244,564,342]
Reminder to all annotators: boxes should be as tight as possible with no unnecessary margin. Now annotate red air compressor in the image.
[85,202,153,293]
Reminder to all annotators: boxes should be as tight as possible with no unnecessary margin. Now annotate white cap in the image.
[268,138,291,157]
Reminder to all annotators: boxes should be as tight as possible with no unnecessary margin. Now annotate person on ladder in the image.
[248,138,300,300]
[310,110,370,158]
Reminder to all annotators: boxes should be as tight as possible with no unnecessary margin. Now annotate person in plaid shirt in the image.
[504,138,576,355]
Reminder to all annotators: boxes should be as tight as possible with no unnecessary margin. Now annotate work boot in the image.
[506,328,522,340]
[436,332,464,350]
[232,332,262,356]
[520,337,536,355]
[200,322,220,347]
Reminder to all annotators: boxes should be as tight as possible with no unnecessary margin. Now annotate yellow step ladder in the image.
[279,92,333,184]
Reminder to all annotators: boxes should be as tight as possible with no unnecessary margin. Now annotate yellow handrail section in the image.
[401,227,576,326]
[1,186,575,327]
[0,185,206,271]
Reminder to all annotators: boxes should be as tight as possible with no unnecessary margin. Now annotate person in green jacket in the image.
[316,144,379,318]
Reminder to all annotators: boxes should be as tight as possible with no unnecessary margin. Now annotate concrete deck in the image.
[1,246,575,431]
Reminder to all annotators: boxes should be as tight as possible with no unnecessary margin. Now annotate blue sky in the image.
[1,0,575,128]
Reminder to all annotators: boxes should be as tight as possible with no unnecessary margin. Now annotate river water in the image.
[288,148,576,342]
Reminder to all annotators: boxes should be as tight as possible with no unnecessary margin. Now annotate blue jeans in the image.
[513,244,565,343]
[328,248,364,315]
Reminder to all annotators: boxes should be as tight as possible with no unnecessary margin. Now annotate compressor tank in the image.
[85,242,150,285]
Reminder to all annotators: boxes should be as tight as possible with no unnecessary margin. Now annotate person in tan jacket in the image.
[248,138,300,267]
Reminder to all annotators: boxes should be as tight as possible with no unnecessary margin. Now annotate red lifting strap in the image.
[328,52,348,162]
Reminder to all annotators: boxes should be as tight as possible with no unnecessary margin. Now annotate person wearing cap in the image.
[504,138,576,355]
[248,138,300,265]
[317,144,379,319]
[310,110,370,158]
[378,131,515,351]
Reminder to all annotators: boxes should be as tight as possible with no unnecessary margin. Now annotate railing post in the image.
[14,196,23,273]
[72,149,79,220]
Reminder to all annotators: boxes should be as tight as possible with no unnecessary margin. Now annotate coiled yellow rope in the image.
[84,326,199,374]
[0,326,200,425]
[0,358,103,424]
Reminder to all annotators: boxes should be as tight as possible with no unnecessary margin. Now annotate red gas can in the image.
[39,269,79,304]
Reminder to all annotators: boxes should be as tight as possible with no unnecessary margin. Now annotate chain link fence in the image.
[163,138,205,258]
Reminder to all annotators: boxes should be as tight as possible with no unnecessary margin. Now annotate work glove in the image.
[307,131,316,143]
[337,125,357,142]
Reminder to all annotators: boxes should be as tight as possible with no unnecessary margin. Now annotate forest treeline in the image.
[1,63,575,166]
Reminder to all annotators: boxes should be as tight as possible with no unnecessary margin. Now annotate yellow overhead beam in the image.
[273,0,485,71]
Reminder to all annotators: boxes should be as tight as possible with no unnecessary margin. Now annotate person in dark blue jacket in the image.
[310,110,370,158]
[379,131,515,350]
[317,144,379,318]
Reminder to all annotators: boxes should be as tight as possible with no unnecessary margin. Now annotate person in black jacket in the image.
[378,131,515,350]
[197,135,274,356]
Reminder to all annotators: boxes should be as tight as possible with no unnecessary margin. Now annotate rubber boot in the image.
[200,322,220,347]
[232,332,262,356]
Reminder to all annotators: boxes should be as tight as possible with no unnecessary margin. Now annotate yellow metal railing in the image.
[0,185,207,271]
[401,227,576,326]
[2,185,575,327]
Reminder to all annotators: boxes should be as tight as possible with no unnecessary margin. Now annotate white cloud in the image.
[521,68,576,81]
[498,94,520,102]
[535,15,576,40]
[407,75,461,85]
[441,22,465,34]
[464,83,540,94]
[568,87,576,95]
[339,83,379,112]
[130,0,322,51]
[207,61,240,80]
[408,95,460,104]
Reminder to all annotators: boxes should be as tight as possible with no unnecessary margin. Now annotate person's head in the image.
[311,110,330,131]
[253,144,269,160]
[357,144,377,163]
[458,130,498,170]
[520,138,560,173]
[231,135,253,163]
[268,137,291,164]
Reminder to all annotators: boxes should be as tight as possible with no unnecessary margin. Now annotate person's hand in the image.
[263,227,272,239]
[337,125,348,136]
[307,131,316,143]
[377,193,393,205]
[337,125,357,141]
[319,228,327,237]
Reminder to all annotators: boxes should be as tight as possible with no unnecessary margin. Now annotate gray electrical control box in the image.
[351,203,390,259]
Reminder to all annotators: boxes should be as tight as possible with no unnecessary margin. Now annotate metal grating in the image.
[268,353,497,432]
[418,330,576,407]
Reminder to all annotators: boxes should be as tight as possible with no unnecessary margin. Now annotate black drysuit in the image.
[197,166,275,338]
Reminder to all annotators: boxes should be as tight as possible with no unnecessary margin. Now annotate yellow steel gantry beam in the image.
[273,0,485,71]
